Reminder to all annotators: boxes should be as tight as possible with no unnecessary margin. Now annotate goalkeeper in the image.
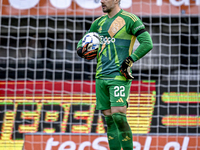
[77,0,153,149]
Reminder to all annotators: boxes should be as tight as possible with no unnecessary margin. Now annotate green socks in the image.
[105,115,121,150]
[112,113,133,150]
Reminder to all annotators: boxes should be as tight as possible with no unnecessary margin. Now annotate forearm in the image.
[77,31,90,49]
[130,31,153,62]
[77,40,82,49]
[77,21,98,49]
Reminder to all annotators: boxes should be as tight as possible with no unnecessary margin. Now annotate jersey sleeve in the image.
[122,12,153,62]
[130,16,145,36]
[121,11,145,36]
[130,31,153,62]
[77,19,99,49]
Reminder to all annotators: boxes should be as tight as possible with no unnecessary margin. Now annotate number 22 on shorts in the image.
[114,86,125,97]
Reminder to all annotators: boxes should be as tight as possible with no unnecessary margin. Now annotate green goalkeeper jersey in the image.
[77,9,153,81]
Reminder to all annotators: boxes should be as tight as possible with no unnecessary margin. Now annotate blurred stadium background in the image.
[0,0,199,149]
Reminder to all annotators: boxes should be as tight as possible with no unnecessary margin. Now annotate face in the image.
[101,0,117,13]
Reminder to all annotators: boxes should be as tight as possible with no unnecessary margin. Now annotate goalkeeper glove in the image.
[77,43,97,60]
[120,56,134,79]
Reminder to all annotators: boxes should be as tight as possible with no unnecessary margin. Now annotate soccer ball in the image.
[82,32,100,51]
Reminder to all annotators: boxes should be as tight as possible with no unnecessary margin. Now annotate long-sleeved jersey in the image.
[77,9,153,81]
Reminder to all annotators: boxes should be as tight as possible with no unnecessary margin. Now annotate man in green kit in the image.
[77,0,153,149]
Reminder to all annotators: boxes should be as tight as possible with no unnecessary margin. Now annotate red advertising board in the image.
[0,80,156,150]
[24,134,200,150]
[0,80,155,95]
[0,0,199,16]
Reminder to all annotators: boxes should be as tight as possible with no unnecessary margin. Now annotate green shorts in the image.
[95,78,132,110]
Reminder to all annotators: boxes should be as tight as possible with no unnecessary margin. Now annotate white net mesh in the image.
[0,0,200,150]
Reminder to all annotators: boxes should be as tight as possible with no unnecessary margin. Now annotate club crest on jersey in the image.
[111,26,118,34]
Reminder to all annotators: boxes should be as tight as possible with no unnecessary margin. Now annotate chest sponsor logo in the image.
[100,36,115,44]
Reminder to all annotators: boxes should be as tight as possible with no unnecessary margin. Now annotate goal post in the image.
[0,0,200,150]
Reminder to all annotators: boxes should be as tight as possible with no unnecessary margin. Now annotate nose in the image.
[101,0,104,3]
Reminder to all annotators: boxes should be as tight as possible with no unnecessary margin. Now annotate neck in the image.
[108,6,121,18]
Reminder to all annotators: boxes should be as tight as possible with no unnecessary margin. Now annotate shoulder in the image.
[93,14,107,25]
[120,10,139,23]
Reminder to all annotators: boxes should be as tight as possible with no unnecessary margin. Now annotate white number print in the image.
[114,86,125,97]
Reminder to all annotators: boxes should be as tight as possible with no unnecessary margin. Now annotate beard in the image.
[102,7,112,13]
[102,3,113,13]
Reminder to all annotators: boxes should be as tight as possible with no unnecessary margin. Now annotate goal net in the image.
[0,0,200,150]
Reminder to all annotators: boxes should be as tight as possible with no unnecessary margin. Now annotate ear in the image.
[115,0,120,4]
